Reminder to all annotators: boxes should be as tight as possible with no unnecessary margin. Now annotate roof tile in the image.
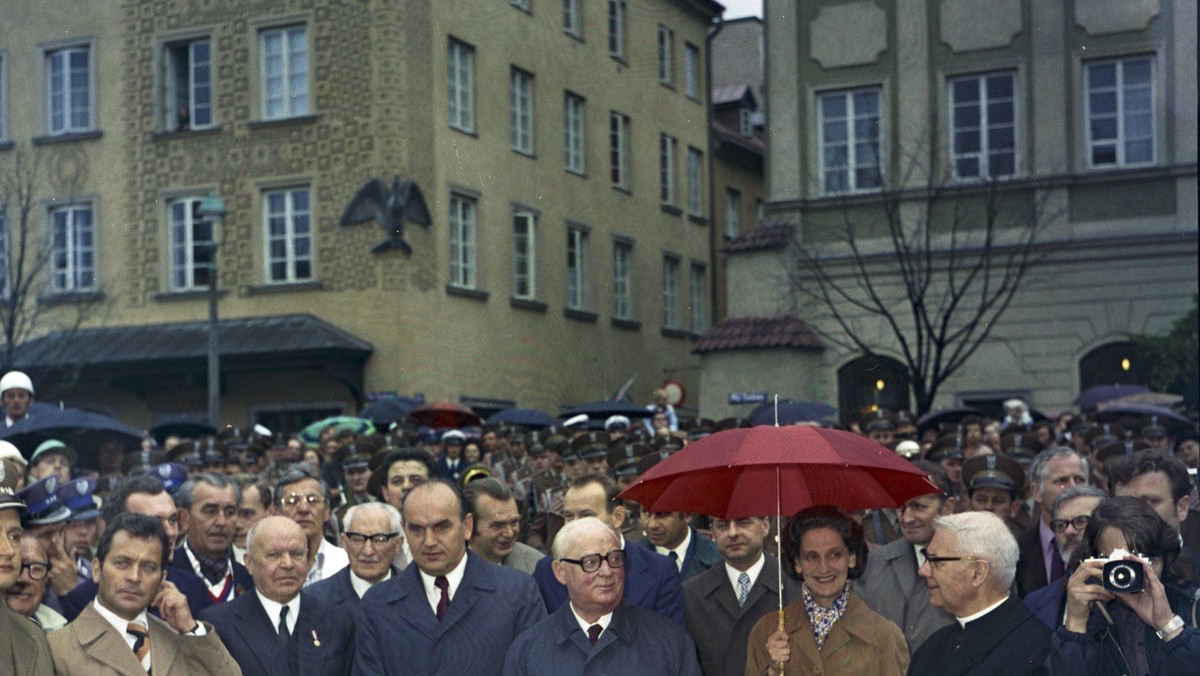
[692,316,826,354]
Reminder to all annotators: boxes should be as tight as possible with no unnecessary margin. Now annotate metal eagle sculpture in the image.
[339,176,433,254]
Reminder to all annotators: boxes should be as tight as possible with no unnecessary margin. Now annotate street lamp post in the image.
[197,191,227,429]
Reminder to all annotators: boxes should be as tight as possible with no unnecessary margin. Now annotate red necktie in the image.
[587,624,602,645]
[435,575,450,621]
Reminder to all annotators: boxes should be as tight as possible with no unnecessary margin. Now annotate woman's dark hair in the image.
[783,505,868,582]
[1071,496,1186,586]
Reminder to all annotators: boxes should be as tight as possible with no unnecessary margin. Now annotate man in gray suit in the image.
[464,479,542,574]
[683,515,799,676]
[856,461,957,655]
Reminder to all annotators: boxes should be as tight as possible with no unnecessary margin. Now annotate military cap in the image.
[861,409,896,432]
[635,449,676,476]
[1137,416,1169,439]
[18,476,72,526]
[441,429,466,445]
[963,454,1025,495]
[571,431,610,459]
[165,440,203,467]
[604,415,630,432]
[613,459,640,479]
[336,443,371,470]
[58,476,101,522]
[0,440,25,469]
[148,463,189,496]
[1000,431,1045,458]
[562,414,590,430]
[926,434,965,462]
[1084,423,1124,449]
[894,440,922,459]
[1095,439,1150,464]
[0,459,26,513]
[607,442,650,469]
[31,439,76,466]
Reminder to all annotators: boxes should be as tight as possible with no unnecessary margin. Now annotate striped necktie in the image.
[127,622,150,664]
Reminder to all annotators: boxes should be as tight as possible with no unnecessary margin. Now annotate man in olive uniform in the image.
[0,458,55,675]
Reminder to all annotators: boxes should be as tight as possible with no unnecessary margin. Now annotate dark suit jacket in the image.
[306,565,401,621]
[906,595,1050,676]
[353,551,547,675]
[61,566,213,622]
[533,539,685,624]
[1023,576,1067,629]
[632,526,722,581]
[502,599,702,676]
[682,554,800,676]
[1015,523,1050,598]
[856,537,954,654]
[200,590,355,676]
[434,456,465,483]
[171,543,255,602]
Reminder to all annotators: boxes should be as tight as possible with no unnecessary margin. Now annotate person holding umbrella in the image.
[746,505,909,676]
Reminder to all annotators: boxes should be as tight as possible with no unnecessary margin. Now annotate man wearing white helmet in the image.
[0,371,34,429]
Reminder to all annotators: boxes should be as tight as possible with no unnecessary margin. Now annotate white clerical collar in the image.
[957,594,1009,628]
[350,568,391,598]
[725,552,766,590]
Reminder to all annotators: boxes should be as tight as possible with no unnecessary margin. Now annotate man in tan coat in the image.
[0,457,55,675]
[48,512,241,675]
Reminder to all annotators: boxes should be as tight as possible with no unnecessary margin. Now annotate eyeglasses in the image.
[1050,515,1090,533]
[344,531,401,546]
[21,562,49,580]
[560,549,627,573]
[920,548,984,566]
[281,493,327,508]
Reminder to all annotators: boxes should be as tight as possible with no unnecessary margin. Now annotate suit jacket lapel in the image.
[1,607,34,676]
[76,605,148,676]
[439,555,491,635]
[236,594,289,676]
[149,616,180,675]
[296,598,327,676]
[395,565,442,642]
[622,543,653,606]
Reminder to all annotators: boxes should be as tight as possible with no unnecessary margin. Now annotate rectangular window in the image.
[449,194,477,289]
[687,147,704,217]
[566,226,588,310]
[447,38,474,132]
[610,112,629,189]
[739,108,753,137]
[512,210,536,300]
[684,43,700,99]
[260,26,308,120]
[819,88,882,194]
[950,71,1016,180]
[510,68,533,154]
[608,1,626,58]
[169,197,215,291]
[564,92,585,174]
[657,26,673,86]
[50,203,95,292]
[46,45,92,134]
[263,187,312,283]
[690,262,706,334]
[659,134,677,206]
[725,187,742,238]
[164,38,213,131]
[755,198,765,223]
[662,256,679,329]
[612,240,632,320]
[1086,56,1154,168]
[563,0,581,37]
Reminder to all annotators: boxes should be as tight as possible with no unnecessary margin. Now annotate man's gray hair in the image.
[1051,485,1107,519]
[933,511,1019,589]
[177,472,241,510]
[343,502,402,533]
[552,516,617,560]
[1029,446,1089,491]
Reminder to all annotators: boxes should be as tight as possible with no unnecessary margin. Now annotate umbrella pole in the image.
[776,465,785,673]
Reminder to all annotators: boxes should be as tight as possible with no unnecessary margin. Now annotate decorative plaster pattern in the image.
[1075,0,1160,36]
[810,2,887,69]
[940,0,1022,53]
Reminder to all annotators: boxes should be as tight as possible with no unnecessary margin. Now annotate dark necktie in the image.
[127,622,150,664]
[435,575,450,621]
[1049,545,1066,582]
[197,553,229,586]
[277,605,290,646]
[587,624,602,645]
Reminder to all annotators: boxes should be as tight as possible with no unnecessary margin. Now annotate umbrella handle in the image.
[776,609,786,673]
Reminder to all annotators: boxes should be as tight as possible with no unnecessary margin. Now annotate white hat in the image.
[604,415,630,431]
[0,440,25,468]
[0,371,33,396]
[563,414,589,429]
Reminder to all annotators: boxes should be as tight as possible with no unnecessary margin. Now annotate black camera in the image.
[1102,559,1145,593]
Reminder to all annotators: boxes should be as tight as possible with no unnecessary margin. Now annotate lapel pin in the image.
[312,629,320,647]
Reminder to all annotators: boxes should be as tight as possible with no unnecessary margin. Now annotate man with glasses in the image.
[909,511,1050,675]
[354,479,545,675]
[0,457,55,674]
[201,516,356,676]
[275,466,349,586]
[308,502,404,619]
[503,516,702,675]
[1015,446,1090,597]
[1023,486,1106,628]
[5,537,67,632]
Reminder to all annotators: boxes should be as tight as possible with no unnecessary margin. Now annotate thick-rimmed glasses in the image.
[560,549,626,573]
[1050,515,1090,533]
[21,562,49,580]
[921,548,984,566]
[344,531,401,546]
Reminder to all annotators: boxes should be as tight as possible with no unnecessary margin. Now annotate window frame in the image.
[662,255,680,330]
[566,225,589,310]
[43,42,95,135]
[724,187,742,238]
[660,134,677,206]
[162,36,214,132]
[259,25,309,121]
[564,91,586,174]
[817,86,883,195]
[262,186,314,284]
[608,0,626,59]
[449,193,478,290]
[657,26,674,86]
[687,147,704,217]
[168,195,216,291]
[512,209,537,301]
[948,70,1018,181]
[510,67,534,155]
[563,0,582,39]
[0,50,7,142]
[48,200,97,293]
[612,239,632,321]
[447,38,475,133]
[739,108,753,137]
[690,261,706,334]
[610,111,630,190]
[1084,55,1156,170]
[684,43,700,100]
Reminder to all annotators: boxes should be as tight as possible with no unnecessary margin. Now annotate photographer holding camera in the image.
[1051,496,1199,674]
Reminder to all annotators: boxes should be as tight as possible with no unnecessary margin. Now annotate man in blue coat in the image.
[307,503,405,621]
[504,517,701,675]
[353,480,546,675]
[633,511,720,581]
[201,516,356,676]
[532,474,685,624]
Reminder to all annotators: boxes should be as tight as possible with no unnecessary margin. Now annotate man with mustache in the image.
[173,473,254,603]
[201,516,356,675]
[48,513,240,675]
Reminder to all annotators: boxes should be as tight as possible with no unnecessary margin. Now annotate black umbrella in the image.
[916,407,980,437]
[1093,404,1193,429]
[359,397,420,427]
[1073,384,1150,410]
[485,407,557,429]
[559,400,653,421]
[150,414,216,445]
[747,399,837,426]
[1,407,142,470]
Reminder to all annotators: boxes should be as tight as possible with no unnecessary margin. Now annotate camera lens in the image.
[1110,565,1133,588]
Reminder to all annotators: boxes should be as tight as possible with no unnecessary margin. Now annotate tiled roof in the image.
[712,84,754,107]
[693,316,826,354]
[713,120,764,154]
[724,220,794,253]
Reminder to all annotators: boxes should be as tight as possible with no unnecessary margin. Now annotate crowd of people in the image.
[0,370,1197,675]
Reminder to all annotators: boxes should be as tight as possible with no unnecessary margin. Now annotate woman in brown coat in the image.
[746,505,909,676]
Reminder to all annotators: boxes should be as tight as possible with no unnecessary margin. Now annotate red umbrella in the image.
[617,424,938,519]
[407,402,482,429]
